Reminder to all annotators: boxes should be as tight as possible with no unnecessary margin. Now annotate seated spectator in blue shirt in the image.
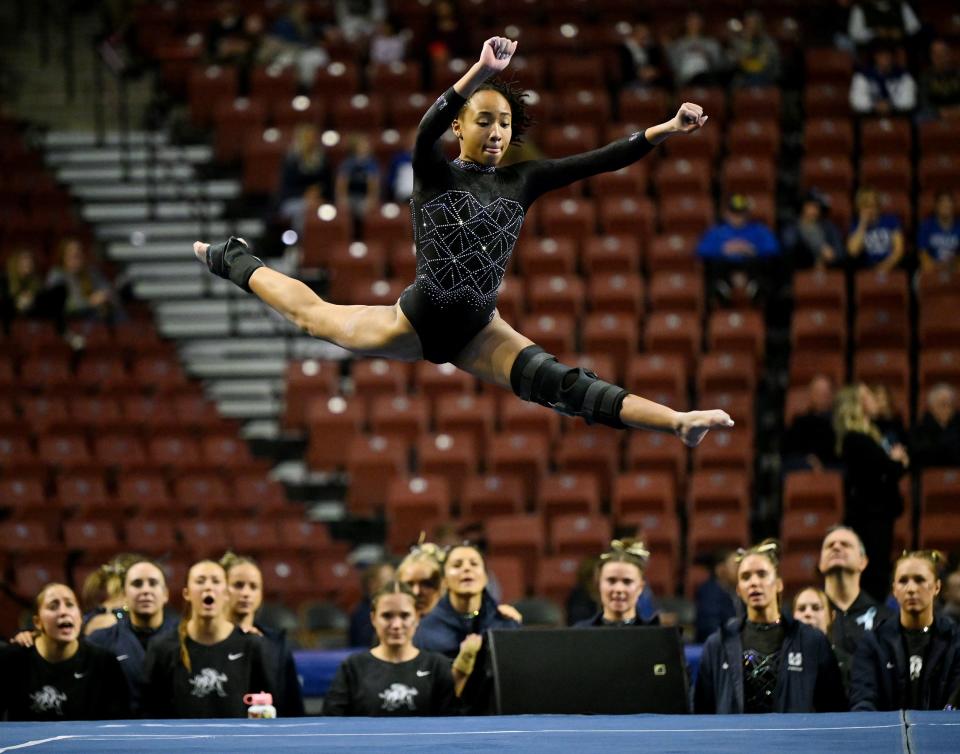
[849,43,917,116]
[917,191,960,271]
[781,189,844,269]
[846,187,905,271]
[697,194,780,304]
[695,549,740,643]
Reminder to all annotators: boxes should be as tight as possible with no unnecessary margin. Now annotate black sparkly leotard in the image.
[399,86,656,364]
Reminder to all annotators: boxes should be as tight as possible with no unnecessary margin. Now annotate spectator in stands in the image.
[694,540,846,714]
[848,1,922,48]
[277,124,333,236]
[397,541,444,618]
[424,0,468,71]
[727,10,781,88]
[834,385,908,602]
[324,581,456,715]
[3,248,47,320]
[781,190,844,269]
[846,187,906,271]
[266,0,330,88]
[85,558,177,716]
[206,2,266,92]
[695,549,740,643]
[619,20,666,89]
[920,40,960,120]
[142,560,273,718]
[348,561,395,648]
[918,191,960,271]
[697,194,780,304]
[370,19,411,66]
[221,553,305,716]
[912,383,960,468]
[819,526,894,689]
[336,134,380,236]
[942,568,960,623]
[45,238,119,324]
[80,554,139,635]
[384,131,414,203]
[793,587,833,635]
[667,11,724,87]
[872,383,908,448]
[783,374,839,471]
[0,583,129,720]
[850,550,960,710]
[414,544,520,714]
[850,43,917,115]
[574,540,659,627]
[334,0,387,44]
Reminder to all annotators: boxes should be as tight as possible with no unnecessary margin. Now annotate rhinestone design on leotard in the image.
[413,189,525,310]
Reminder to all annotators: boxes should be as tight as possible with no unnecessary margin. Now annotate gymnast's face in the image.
[227,563,263,620]
[454,89,513,167]
[124,562,168,623]
[34,584,82,644]
[893,558,940,619]
[599,561,644,621]
[793,588,830,634]
[737,554,783,615]
[444,546,488,597]
[184,562,228,619]
[371,593,419,648]
[397,559,442,616]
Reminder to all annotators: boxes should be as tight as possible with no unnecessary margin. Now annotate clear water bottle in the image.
[244,691,276,719]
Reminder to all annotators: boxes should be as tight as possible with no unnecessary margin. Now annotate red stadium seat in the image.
[435,393,496,457]
[516,237,577,276]
[214,97,267,163]
[313,558,362,610]
[283,359,341,431]
[917,267,959,308]
[644,312,702,370]
[534,555,582,605]
[554,429,621,500]
[37,434,92,469]
[345,434,408,516]
[528,275,586,318]
[788,351,846,388]
[619,512,682,568]
[618,87,671,124]
[920,300,960,350]
[173,474,232,517]
[19,355,73,391]
[918,512,960,553]
[275,519,339,558]
[919,155,960,194]
[654,158,711,195]
[461,474,526,521]
[783,471,843,515]
[803,118,854,157]
[612,472,676,518]
[860,154,912,194]
[69,396,124,431]
[0,473,47,517]
[386,476,451,552]
[791,309,846,354]
[486,554,527,603]
[56,471,115,518]
[919,350,960,393]
[20,396,71,433]
[855,307,910,351]
[535,473,601,525]
[727,118,780,159]
[131,355,189,392]
[369,394,429,446]
[148,434,202,471]
[800,155,854,194]
[580,313,637,380]
[921,468,960,514]
[260,556,314,602]
[122,520,178,556]
[697,353,757,395]
[861,118,911,155]
[722,156,776,195]
[781,510,834,552]
[803,84,848,119]
[780,551,822,595]
[93,433,150,471]
[627,354,687,401]
[582,236,641,276]
[625,432,688,491]
[688,470,750,514]
[487,432,551,503]
[598,196,655,239]
[499,399,560,446]
[368,60,422,95]
[854,349,910,392]
[691,429,753,478]
[188,65,238,128]
[806,49,854,86]
[201,434,255,470]
[417,432,477,503]
[306,395,366,470]
[116,471,174,517]
[519,313,576,355]
[550,514,612,559]
[649,272,703,315]
[542,123,600,158]
[228,520,282,555]
[688,511,750,561]
[589,163,647,199]
[63,520,119,560]
[179,519,231,560]
[413,362,475,405]
[538,197,598,240]
[485,514,546,576]
[14,559,68,601]
[646,233,699,272]
[856,269,908,310]
[587,274,644,318]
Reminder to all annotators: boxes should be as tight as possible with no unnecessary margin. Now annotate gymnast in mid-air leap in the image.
[194,36,733,446]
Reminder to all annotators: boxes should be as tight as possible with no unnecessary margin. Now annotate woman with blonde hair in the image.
[694,540,845,714]
[220,552,305,716]
[396,537,446,618]
[0,583,129,720]
[851,550,960,710]
[792,587,833,636]
[574,539,659,627]
[142,560,272,718]
[834,384,909,600]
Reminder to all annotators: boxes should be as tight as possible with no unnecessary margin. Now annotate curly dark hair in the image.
[458,76,535,146]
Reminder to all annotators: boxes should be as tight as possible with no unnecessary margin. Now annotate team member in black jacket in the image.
[193,35,732,446]
[819,526,893,686]
[694,540,846,714]
[850,550,960,710]
[87,558,179,715]
[221,552,305,716]
[324,581,456,716]
[0,583,129,720]
[575,539,659,627]
[142,560,273,718]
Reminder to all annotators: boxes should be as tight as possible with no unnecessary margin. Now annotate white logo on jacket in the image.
[379,683,419,711]
[189,668,229,698]
[787,652,803,671]
[30,685,67,714]
[909,655,923,681]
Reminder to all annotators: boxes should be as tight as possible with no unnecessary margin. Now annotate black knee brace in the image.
[509,345,628,429]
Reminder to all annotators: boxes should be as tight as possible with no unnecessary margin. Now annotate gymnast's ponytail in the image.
[178,600,192,673]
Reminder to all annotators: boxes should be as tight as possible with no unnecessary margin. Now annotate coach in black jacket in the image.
[693,540,847,714]
[850,551,960,711]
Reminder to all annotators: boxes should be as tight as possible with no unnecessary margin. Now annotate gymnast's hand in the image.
[671,102,708,134]
[479,36,518,73]
[675,410,734,448]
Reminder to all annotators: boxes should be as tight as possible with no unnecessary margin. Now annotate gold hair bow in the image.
[601,538,650,563]
[411,532,447,564]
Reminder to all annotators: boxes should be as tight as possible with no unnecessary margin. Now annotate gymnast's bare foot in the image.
[674,410,735,447]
